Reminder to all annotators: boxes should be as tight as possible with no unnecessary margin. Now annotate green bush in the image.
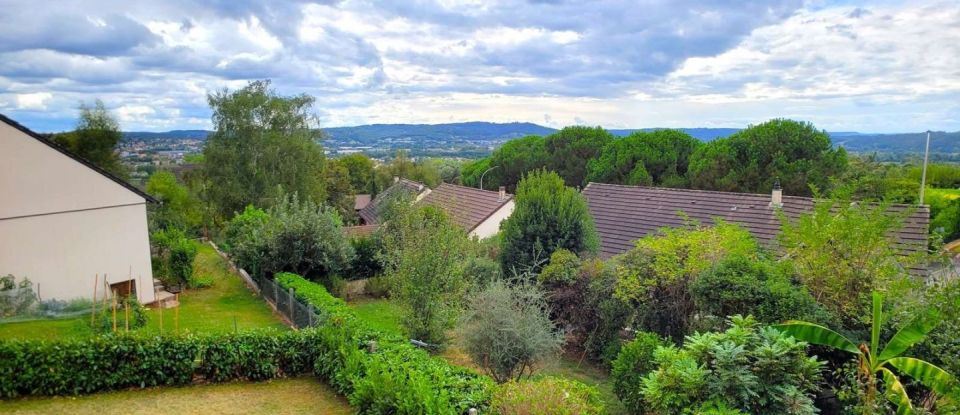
[349,235,383,280]
[188,274,214,289]
[538,249,581,286]
[276,272,495,413]
[93,296,149,333]
[0,274,36,317]
[152,228,198,287]
[611,332,669,414]
[641,316,823,415]
[491,376,604,415]
[364,275,391,298]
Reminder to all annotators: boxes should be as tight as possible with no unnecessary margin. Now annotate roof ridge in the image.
[0,112,157,203]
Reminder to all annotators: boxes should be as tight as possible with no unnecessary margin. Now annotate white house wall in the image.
[470,200,515,239]
[0,119,154,303]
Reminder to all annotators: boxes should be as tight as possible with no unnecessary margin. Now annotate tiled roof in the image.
[343,224,379,238]
[358,178,428,224]
[354,194,372,211]
[418,183,513,232]
[582,182,930,259]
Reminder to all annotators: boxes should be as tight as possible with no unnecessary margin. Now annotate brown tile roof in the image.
[582,182,930,259]
[358,178,428,224]
[343,224,379,238]
[354,194,372,211]
[418,183,513,232]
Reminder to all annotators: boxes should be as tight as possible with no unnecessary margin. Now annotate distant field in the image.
[0,242,285,340]
[0,376,350,415]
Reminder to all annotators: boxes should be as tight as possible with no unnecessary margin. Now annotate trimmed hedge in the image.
[0,329,317,398]
[275,272,494,414]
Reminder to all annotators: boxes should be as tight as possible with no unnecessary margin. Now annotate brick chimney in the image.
[499,186,506,201]
[770,179,783,208]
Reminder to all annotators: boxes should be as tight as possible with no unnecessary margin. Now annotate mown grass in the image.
[0,376,351,415]
[345,296,627,414]
[0,242,286,340]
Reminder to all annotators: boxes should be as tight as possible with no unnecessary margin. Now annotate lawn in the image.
[345,296,627,414]
[0,376,350,414]
[0,241,286,340]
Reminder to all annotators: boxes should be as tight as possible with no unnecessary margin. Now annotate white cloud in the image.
[15,92,52,110]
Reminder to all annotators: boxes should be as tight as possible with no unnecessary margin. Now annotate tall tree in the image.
[202,80,327,219]
[544,126,614,188]
[483,135,549,191]
[145,170,202,233]
[54,100,126,177]
[338,153,376,194]
[324,159,356,222]
[586,129,701,187]
[499,170,599,276]
[688,119,847,196]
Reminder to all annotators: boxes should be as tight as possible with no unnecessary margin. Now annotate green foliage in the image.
[0,329,319,398]
[778,198,925,325]
[324,159,357,222]
[348,235,382,280]
[777,292,957,415]
[53,100,127,178]
[491,376,604,415]
[93,297,148,333]
[364,276,391,298]
[544,126,615,187]
[586,129,702,187]
[499,170,599,276]
[338,152,376,194]
[459,280,564,383]
[691,255,833,327]
[151,228,198,287]
[146,170,203,234]
[202,80,327,219]
[478,135,549,191]
[688,119,847,196]
[642,316,823,415]
[613,221,759,341]
[275,272,495,413]
[221,205,271,273]
[611,332,670,414]
[0,275,36,318]
[538,249,581,286]
[374,150,441,191]
[461,157,493,189]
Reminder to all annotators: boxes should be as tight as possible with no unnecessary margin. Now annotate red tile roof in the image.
[582,182,930,258]
[343,224,379,238]
[418,183,513,232]
[358,178,428,224]
[354,194,372,211]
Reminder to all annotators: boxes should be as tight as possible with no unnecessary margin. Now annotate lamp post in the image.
[479,165,499,190]
[919,131,931,205]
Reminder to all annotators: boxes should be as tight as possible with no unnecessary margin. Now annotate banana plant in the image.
[776,292,955,415]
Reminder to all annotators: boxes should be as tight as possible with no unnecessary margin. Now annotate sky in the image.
[0,0,957,133]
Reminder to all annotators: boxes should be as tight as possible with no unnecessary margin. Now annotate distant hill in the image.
[121,122,959,156]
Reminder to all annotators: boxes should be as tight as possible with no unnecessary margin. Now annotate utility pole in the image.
[919,131,931,205]
[479,165,499,190]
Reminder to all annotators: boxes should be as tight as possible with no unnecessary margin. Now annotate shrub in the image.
[276,272,495,413]
[492,376,604,415]
[641,316,823,415]
[152,228,198,288]
[0,274,36,317]
[93,296,149,333]
[611,332,669,414]
[222,205,271,273]
[499,170,599,277]
[364,275,390,298]
[349,235,382,280]
[460,280,564,383]
[188,274,214,289]
[261,193,354,280]
[538,249,581,286]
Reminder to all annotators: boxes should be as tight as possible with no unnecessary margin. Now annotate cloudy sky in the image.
[1,0,958,133]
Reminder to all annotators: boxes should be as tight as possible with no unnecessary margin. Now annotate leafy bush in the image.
[93,296,149,333]
[348,235,382,280]
[152,228,198,288]
[188,274,214,289]
[641,316,823,415]
[491,376,604,415]
[0,274,36,317]
[364,275,391,298]
[276,272,495,413]
[538,249,581,286]
[459,279,564,383]
[222,204,271,270]
[611,332,669,414]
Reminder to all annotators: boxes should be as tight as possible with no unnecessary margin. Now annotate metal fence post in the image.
[273,280,278,305]
[288,287,295,326]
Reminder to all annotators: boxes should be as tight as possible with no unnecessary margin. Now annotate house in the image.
[582,182,929,258]
[354,194,372,212]
[0,113,157,304]
[357,177,430,225]
[418,183,514,239]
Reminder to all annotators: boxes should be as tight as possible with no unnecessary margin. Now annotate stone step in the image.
[152,290,179,309]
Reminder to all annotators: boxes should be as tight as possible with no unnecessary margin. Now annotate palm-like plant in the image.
[776,292,955,414]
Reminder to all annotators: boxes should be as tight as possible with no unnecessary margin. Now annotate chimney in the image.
[393,176,399,183]
[770,179,783,208]
[499,186,506,201]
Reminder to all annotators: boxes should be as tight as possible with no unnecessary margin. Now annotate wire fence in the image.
[256,275,323,329]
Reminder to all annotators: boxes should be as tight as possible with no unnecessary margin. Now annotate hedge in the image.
[275,272,494,414]
[0,329,318,398]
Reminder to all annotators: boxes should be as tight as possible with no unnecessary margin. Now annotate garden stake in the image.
[157,284,163,334]
[124,300,129,332]
[91,274,98,326]
[111,291,117,333]
[137,274,142,303]
[175,293,180,334]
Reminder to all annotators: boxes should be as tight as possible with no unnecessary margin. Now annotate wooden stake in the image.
[156,284,163,334]
[91,274,99,326]
[137,274,143,303]
[111,291,117,333]
[175,293,180,334]
[124,300,129,332]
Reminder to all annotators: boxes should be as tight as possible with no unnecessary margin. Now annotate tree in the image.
[378,200,474,344]
[642,316,823,415]
[499,170,599,276]
[481,135,549,191]
[374,150,440,191]
[261,194,353,282]
[586,129,701,187]
[460,279,564,383]
[544,126,614,187]
[145,170,202,233]
[54,100,126,177]
[461,157,493,189]
[202,80,327,219]
[338,153,376,194]
[324,159,356,222]
[778,198,926,325]
[777,292,956,415]
[688,119,847,196]
[613,221,759,342]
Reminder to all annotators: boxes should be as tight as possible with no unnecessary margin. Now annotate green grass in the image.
[0,242,286,340]
[347,296,404,336]
[0,376,351,414]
